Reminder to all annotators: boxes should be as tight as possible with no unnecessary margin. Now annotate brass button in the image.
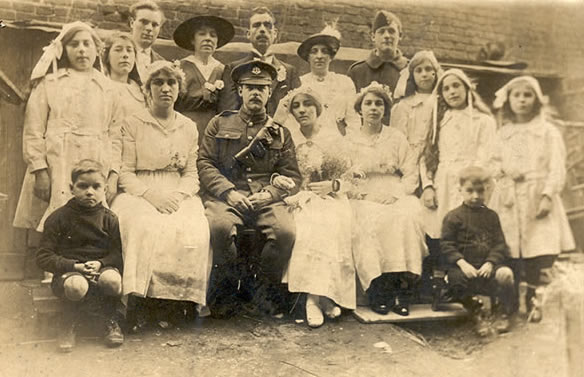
[246,167,252,172]
[247,135,253,140]
[247,178,252,182]
[248,121,253,126]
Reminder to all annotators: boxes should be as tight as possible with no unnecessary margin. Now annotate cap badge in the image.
[252,66,261,75]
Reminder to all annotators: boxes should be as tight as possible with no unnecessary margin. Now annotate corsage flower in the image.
[204,80,225,92]
[276,66,287,82]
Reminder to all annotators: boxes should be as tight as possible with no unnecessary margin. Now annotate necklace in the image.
[153,112,175,131]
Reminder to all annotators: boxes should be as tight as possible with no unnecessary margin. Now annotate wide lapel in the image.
[270,57,284,94]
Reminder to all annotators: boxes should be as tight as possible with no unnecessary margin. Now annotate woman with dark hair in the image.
[111,61,211,328]
[276,24,359,135]
[273,87,355,327]
[420,69,496,239]
[348,82,427,316]
[14,21,122,233]
[173,16,234,145]
[102,32,146,118]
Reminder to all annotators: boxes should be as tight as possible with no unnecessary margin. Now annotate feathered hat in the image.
[297,22,341,61]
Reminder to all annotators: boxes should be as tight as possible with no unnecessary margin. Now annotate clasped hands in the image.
[74,260,102,278]
[225,189,273,213]
[457,259,494,279]
[144,189,187,214]
[273,175,333,197]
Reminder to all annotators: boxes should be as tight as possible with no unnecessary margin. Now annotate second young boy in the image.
[440,166,515,336]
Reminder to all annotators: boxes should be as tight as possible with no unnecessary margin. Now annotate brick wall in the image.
[1,0,584,78]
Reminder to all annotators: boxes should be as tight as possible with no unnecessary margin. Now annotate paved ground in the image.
[0,258,581,377]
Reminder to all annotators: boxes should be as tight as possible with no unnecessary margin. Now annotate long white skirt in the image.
[351,195,428,292]
[283,191,356,309]
[111,171,211,304]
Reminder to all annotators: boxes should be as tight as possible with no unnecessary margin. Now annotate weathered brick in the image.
[72,0,97,10]
[53,6,69,17]
[14,11,36,21]
[14,2,36,13]
[46,0,72,6]
[1,9,17,21]
[35,5,56,16]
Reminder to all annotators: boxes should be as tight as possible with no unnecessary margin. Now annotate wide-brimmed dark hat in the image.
[297,25,341,61]
[231,60,277,85]
[173,16,235,51]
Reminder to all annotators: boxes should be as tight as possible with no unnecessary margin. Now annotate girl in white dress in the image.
[14,22,122,233]
[391,50,442,165]
[489,76,575,322]
[420,69,497,238]
[102,32,146,119]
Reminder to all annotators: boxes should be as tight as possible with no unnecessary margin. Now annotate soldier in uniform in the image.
[347,10,409,100]
[198,60,301,317]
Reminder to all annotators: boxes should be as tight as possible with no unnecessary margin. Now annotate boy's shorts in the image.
[51,267,120,298]
[447,264,513,297]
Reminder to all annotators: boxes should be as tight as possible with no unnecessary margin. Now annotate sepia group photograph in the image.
[0,0,583,376]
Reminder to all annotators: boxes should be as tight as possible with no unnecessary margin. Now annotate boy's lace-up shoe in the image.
[494,313,512,333]
[104,319,124,347]
[473,313,490,337]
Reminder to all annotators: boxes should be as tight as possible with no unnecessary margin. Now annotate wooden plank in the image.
[353,303,468,324]
[32,286,62,314]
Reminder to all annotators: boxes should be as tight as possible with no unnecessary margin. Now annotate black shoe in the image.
[392,296,410,316]
[461,296,484,314]
[371,302,391,315]
[104,319,124,347]
[369,293,395,315]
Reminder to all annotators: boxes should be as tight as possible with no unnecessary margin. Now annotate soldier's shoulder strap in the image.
[218,110,239,117]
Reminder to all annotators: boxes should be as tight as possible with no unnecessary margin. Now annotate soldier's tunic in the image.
[347,50,409,95]
[197,106,302,282]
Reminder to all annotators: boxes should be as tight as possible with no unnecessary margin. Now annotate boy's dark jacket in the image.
[440,203,510,268]
[36,198,123,274]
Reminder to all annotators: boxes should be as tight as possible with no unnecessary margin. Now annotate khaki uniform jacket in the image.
[197,107,301,201]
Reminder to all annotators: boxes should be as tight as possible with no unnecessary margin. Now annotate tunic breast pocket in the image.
[215,130,242,169]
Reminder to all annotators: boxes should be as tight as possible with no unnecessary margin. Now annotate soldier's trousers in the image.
[204,197,296,284]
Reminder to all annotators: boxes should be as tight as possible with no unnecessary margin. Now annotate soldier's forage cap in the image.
[372,10,402,33]
[231,60,277,85]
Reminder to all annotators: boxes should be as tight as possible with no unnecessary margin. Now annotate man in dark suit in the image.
[217,7,301,116]
[129,0,166,82]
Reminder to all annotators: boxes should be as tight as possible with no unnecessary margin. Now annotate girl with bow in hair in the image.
[489,76,575,322]
[14,21,123,233]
